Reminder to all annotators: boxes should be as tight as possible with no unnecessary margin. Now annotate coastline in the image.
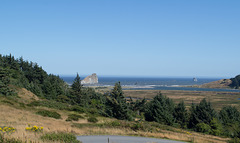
[86,84,240,93]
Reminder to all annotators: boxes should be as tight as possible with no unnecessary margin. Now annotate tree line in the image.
[1,54,240,141]
[0,54,67,99]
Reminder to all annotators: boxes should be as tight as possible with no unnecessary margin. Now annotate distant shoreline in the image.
[89,85,240,93]
[62,76,240,92]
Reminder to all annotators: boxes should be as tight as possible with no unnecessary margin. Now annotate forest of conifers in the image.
[1,54,240,141]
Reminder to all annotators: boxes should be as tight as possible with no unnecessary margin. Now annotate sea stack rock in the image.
[81,73,98,84]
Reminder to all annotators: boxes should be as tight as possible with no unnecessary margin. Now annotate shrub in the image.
[1,100,14,105]
[41,132,81,143]
[87,108,99,115]
[36,110,61,119]
[27,101,41,107]
[28,100,70,110]
[210,118,223,136]
[228,137,240,143]
[69,105,85,113]
[87,116,98,123]
[66,114,84,122]
[109,120,121,127]
[131,122,144,131]
[196,123,211,134]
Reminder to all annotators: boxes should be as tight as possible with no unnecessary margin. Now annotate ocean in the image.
[61,76,240,92]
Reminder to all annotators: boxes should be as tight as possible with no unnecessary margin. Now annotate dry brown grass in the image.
[0,103,230,143]
[17,87,39,103]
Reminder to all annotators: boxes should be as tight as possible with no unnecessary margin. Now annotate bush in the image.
[1,100,14,105]
[28,100,70,110]
[66,114,84,122]
[210,118,223,136]
[87,116,98,123]
[27,101,41,107]
[87,108,99,115]
[41,132,81,143]
[69,105,85,113]
[228,137,240,143]
[196,123,211,134]
[131,122,144,131]
[109,120,121,127]
[36,110,61,119]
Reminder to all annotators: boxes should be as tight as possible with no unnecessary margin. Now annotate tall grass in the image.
[0,134,22,143]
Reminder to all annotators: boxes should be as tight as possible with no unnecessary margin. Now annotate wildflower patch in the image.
[25,125,43,132]
[0,126,15,134]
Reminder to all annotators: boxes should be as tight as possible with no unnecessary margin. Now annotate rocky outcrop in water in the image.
[81,73,98,84]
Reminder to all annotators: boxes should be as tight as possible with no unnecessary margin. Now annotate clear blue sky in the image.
[0,0,239,78]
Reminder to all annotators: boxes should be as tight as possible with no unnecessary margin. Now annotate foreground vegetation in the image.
[1,54,240,142]
[0,94,229,143]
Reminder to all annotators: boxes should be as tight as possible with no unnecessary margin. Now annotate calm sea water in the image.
[61,76,240,92]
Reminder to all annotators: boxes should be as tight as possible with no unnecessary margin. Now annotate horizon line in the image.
[58,74,228,79]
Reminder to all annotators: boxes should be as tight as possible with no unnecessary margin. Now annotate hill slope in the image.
[0,87,229,143]
[199,79,232,89]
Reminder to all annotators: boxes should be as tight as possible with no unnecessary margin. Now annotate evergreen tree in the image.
[188,102,197,128]
[145,92,175,125]
[71,73,82,104]
[0,54,69,99]
[188,98,216,129]
[219,106,240,126]
[210,118,223,136]
[0,68,14,96]
[132,98,147,114]
[174,101,188,128]
[111,81,124,99]
[105,82,132,120]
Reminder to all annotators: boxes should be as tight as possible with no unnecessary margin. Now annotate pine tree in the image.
[0,68,14,96]
[71,73,82,104]
[105,82,132,120]
[111,81,124,99]
[219,106,240,126]
[174,101,188,128]
[210,118,223,136]
[188,98,216,129]
[145,92,175,125]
